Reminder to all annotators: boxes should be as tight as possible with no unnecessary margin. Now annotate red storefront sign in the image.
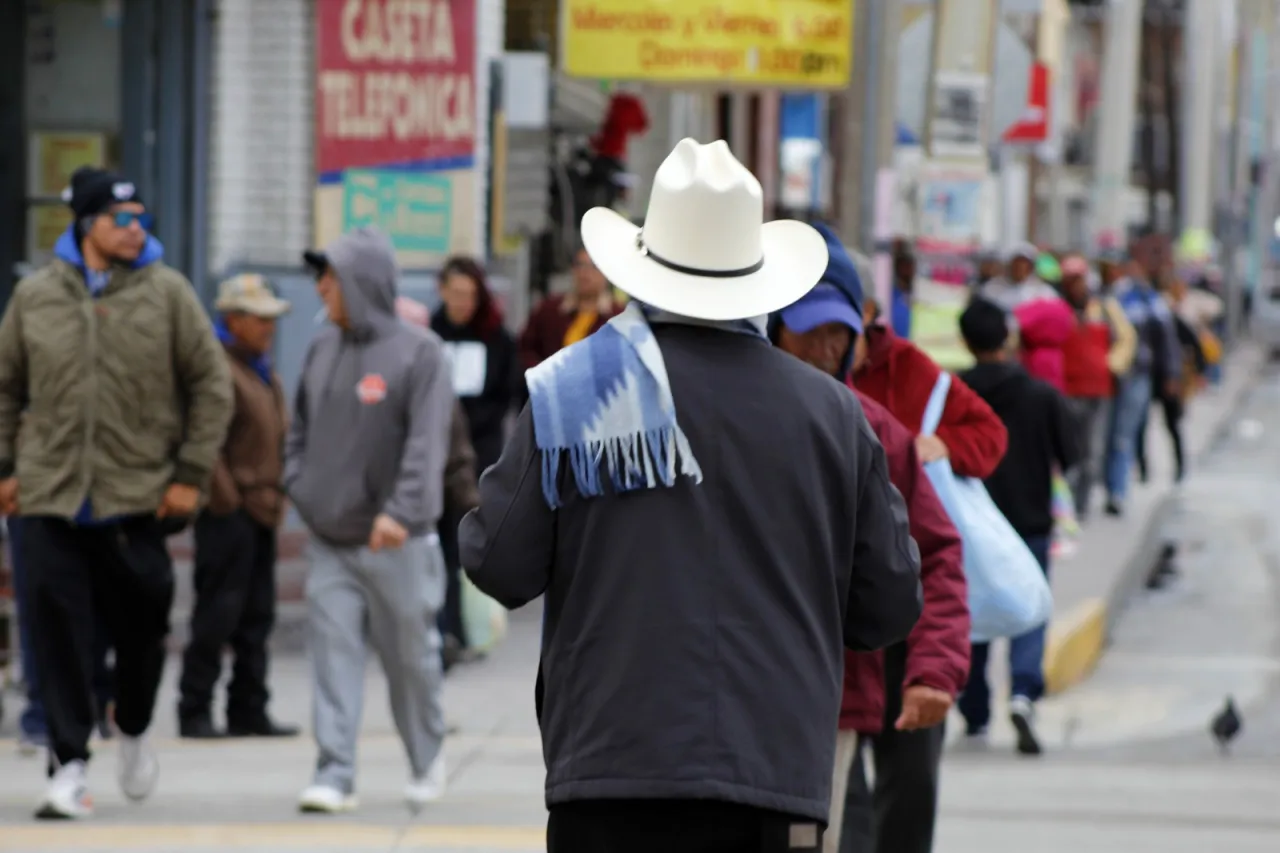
[1002,62,1050,144]
[315,0,477,178]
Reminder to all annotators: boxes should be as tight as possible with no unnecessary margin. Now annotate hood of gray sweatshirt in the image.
[284,227,454,547]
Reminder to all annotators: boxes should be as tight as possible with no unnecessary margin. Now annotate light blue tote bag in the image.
[919,372,1054,642]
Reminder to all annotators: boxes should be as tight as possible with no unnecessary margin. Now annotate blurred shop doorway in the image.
[0,0,206,307]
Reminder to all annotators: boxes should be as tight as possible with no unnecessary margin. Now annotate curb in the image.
[1042,347,1264,695]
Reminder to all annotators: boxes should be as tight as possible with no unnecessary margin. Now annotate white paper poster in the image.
[443,342,488,397]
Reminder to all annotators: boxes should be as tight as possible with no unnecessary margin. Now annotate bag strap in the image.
[920,371,951,438]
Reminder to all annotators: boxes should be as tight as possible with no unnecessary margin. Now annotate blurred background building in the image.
[1,0,1277,371]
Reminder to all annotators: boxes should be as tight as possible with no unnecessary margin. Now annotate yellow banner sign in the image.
[561,0,853,88]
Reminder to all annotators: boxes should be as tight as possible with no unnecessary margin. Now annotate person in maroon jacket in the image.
[517,246,622,371]
[771,226,970,853]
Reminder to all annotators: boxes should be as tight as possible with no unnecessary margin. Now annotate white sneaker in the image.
[35,760,93,820]
[405,753,446,810]
[298,784,358,814]
[118,734,159,802]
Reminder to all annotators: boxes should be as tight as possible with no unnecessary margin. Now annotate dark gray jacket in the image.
[459,323,921,821]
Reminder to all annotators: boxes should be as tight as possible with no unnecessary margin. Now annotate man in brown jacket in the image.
[441,399,480,668]
[178,274,299,740]
[0,167,232,819]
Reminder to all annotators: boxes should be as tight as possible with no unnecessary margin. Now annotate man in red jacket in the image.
[772,226,970,853]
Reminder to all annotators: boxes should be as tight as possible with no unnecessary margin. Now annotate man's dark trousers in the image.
[178,510,277,727]
[547,799,824,853]
[10,516,115,739]
[436,507,467,651]
[840,643,947,853]
[23,515,174,770]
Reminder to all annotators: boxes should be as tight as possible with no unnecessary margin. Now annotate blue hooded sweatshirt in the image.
[53,224,167,524]
[769,223,866,377]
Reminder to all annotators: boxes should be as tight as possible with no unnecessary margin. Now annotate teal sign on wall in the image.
[341,169,452,255]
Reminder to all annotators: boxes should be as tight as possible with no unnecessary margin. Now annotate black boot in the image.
[179,713,226,740]
[226,715,300,738]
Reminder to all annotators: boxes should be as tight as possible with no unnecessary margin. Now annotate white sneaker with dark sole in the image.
[35,760,93,820]
[1009,695,1043,756]
[298,784,358,814]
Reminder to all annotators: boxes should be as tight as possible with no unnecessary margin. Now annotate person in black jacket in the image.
[430,257,519,473]
[459,138,922,853]
[957,298,1079,757]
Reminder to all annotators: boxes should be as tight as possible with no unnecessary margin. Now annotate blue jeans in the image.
[1105,372,1153,503]
[10,517,114,738]
[957,534,1051,733]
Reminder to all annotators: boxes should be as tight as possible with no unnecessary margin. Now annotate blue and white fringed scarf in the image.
[526,301,765,508]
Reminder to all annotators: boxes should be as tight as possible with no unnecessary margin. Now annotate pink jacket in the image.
[1013,297,1075,392]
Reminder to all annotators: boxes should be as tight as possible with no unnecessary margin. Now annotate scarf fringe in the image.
[538,426,704,509]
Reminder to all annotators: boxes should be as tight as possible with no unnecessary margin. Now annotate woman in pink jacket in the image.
[977,245,1076,390]
[1013,296,1076,393]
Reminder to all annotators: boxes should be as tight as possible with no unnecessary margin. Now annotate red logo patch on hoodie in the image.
[356,373,387,405]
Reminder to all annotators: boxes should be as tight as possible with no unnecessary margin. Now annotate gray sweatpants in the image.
[305,534,447,794]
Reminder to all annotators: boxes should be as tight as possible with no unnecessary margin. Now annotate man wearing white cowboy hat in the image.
[178,274,299,741]
[460,138,923,853]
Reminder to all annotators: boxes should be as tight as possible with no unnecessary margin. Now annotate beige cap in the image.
[214,273,290,318]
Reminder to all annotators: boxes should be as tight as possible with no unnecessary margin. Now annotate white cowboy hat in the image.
[580,138,828,322]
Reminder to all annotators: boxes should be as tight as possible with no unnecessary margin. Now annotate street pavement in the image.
[1038,342,1263,694]
[5,365,1280,851]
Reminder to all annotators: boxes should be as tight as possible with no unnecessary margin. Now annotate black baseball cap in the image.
[302,249,328,274]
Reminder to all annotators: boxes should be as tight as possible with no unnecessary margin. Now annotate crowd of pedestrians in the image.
[0,143,1228,853]
[891,236,1221,522]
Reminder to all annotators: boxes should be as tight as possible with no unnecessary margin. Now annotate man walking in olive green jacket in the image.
[0,167,233,820]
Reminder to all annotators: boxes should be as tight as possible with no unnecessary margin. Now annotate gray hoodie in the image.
[284,227,454,547]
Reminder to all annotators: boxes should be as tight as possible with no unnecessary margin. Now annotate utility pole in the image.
[1040,0,1073,248]
[859,0,903,253]
[835,1,871,250]
[1258,0,1280,328]
[1090,0,1144,253]
[1181,0,1219,236]
[1223,1,1256,344]
[835,0,901,310]
[836,0,889,247]
[1227,0,1276,341]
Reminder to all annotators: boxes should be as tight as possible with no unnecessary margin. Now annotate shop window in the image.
[22,0,124,270]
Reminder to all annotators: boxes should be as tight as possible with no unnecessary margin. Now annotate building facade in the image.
[2,0,503,392]
[2,0,206,295]
[210,0,505,391]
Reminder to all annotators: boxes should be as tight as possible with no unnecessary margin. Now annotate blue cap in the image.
[779,283,863,335]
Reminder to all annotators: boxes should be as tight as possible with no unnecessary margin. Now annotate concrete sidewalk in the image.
[1041,342,1265,695]
[0,604,548,850]
[5,600,1280,852]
